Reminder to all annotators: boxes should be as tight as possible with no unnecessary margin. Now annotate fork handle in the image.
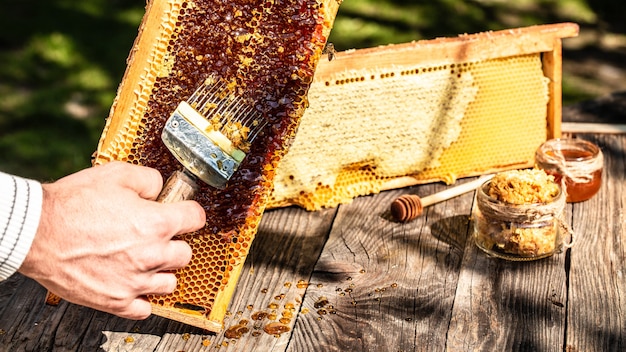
[157,169,199,203]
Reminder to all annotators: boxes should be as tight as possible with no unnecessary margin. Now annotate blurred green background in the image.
[1,0,625,180]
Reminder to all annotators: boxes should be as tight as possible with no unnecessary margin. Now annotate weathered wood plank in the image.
[565,133,625,352]
[290,180,476,351]
[0,274,24,318]
[101,330,161,352]
[0,274,200,351]
[78,310,179,351]
[0,275,70,351]
[447,243,568,351]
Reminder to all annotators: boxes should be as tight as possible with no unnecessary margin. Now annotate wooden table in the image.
[1,98,624,351]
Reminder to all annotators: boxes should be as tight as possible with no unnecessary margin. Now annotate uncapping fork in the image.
[156,77,266,202]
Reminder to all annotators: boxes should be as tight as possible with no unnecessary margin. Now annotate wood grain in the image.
[565,133,625,352]
[0,119,623,351]
[290,183,475,351]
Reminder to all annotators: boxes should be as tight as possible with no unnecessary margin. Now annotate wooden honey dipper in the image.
[390,174,494,222]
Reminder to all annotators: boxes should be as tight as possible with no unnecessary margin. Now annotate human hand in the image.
[18,161,206,320]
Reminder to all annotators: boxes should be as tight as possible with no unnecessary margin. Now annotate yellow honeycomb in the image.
[92,0,340,331]
[268,52,556,210]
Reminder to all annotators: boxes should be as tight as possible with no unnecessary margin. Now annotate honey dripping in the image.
[263,322,290,336]
[314,296,329,309]
[224,320,250,339]
[251,311,268,320]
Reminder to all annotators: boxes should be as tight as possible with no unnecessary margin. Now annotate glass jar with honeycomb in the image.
[472,169,567,261]
[535,138,603,203]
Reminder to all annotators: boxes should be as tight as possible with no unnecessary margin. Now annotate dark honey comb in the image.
[94,0,338,330]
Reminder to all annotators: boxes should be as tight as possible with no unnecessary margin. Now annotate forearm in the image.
[0,171,43,280]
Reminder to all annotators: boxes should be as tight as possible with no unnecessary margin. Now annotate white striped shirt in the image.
[0,171,42,280]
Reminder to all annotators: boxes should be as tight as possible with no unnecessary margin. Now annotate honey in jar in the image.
[535,138,603,203]
[473,170,567,261]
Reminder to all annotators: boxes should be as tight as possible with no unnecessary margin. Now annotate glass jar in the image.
[535,138,603,203]
[473,180,566,261]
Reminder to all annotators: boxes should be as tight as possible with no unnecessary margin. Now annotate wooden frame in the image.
[268,23,580,210]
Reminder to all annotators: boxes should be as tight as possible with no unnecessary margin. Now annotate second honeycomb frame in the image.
[269,23,580,210]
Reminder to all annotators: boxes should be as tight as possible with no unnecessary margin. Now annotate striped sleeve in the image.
[0,171,43,281]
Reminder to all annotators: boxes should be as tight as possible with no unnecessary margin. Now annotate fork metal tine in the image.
[184,77,266,142]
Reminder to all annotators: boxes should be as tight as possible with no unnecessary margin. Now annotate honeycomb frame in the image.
[268,23,580,210]
[86,0,339,331]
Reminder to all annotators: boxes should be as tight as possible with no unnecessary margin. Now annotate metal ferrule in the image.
[161,111,241,189]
